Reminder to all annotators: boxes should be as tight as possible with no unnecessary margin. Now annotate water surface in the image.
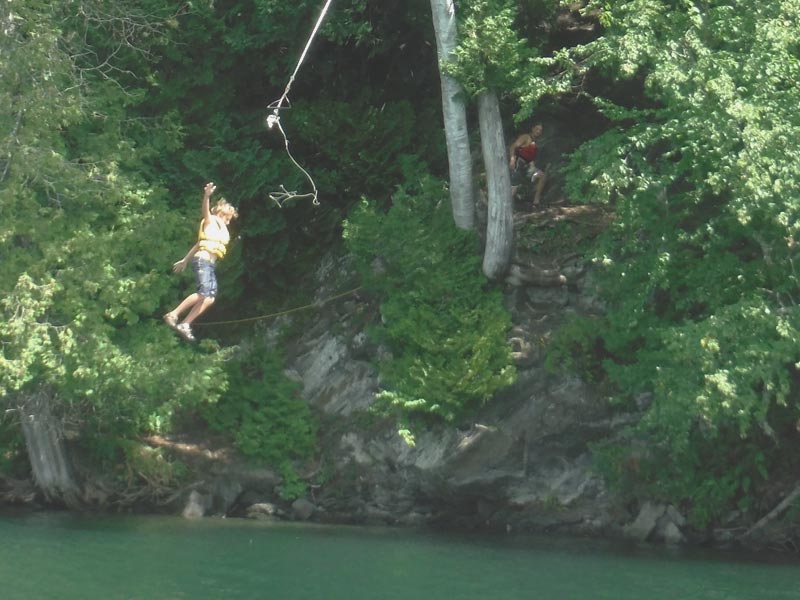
[1,511,798,599]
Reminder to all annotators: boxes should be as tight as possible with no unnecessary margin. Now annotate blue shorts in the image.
[192,257,218,298]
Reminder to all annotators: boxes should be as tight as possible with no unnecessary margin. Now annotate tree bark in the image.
[429,0,475,230]
[478,89,513,279]
[19,389,83,508]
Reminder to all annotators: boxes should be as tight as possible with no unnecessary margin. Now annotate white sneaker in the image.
[175,323,196,342]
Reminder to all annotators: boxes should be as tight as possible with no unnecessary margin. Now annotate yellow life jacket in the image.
[197,216,230,259]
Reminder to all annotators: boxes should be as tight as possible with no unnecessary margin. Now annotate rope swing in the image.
[266,0,335,208]
[195,286,361,327]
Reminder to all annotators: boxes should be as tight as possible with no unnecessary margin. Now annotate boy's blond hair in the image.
[212,198,238,220]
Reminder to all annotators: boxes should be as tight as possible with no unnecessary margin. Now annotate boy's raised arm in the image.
[201,182,216,222]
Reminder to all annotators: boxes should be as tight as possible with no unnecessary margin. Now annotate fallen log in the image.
[739,483,800,541]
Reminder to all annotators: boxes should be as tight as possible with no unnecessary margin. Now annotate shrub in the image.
[203,340,317,498]
[343,176,516,424]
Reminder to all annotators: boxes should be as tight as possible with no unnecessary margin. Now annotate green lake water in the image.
[1,511,798,599]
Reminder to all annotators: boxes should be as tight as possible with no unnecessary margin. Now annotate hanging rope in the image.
[266,0,336,207]
[266,114,319,207]
[195,286,361,327]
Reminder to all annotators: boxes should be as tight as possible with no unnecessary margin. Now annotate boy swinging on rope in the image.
[164,182,238,342]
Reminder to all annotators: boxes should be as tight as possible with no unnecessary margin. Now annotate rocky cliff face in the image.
[0,111,692,547]
[251,210,655,540]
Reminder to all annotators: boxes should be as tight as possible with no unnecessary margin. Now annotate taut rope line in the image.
[266,0,335,207]
[270,0,335,116]
[195,285,361,327]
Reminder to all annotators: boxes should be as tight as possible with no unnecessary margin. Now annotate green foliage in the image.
[203,338,317,500]
[0,1,229,462]
[451,0,533,95]
[239,97,442,296]
[13,0,800,530]
[343,176,516,423]
[0,417,27,478]
[449,0,566,120]
[119,441,189,490]
[203,340,317,473]
[276,463,309,501]
[545,315,608,385]
[135,0,446,302]
[594,432,773,529]
[546,0,800,522]
[0,0,457,486]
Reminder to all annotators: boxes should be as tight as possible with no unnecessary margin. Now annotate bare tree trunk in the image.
[429,0,475,230]
[478,89,513,279]
[19,389,82,508]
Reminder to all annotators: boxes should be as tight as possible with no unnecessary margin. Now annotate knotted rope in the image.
[266,0,335,207]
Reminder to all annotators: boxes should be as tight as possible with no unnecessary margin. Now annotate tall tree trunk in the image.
[478,89,513,279]
[429,0,475,230]
[19,389,83,508]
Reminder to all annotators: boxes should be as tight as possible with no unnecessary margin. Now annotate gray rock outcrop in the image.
[246,240,641,539]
